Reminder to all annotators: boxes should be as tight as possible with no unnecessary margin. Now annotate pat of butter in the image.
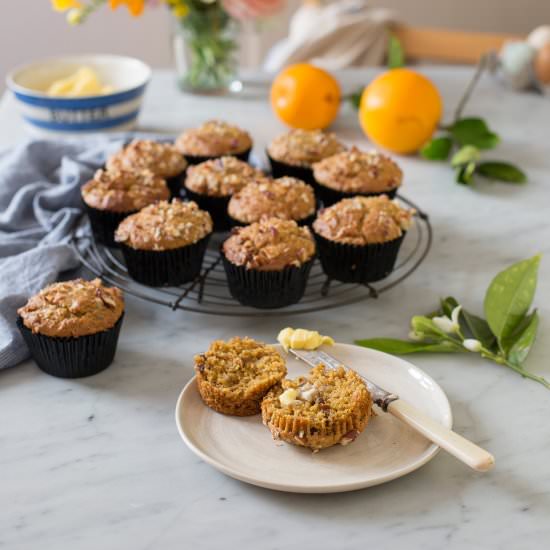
[279,388,299,407]
[47,67,114,97]
[277,327,334,352]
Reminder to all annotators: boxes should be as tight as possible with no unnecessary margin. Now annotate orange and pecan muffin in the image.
[267,129,346,184]
[17,278,124,378]
[261,364,373,450]
[222,217,316,308]
[194,337,287,416]
[82,168,170,246]
[227,176,317,226]
[175,120,252,164]
[106,139,187,197]
[184,156,264,231]
[312,195,414,283]
[115,199,213,286]
[312,147,403,206]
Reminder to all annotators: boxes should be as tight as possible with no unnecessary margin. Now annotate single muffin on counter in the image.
[267,129,346,184]
[261,364,373,450]
[312,195,414,283]
[312,147,403,206]
[115,199,213,287]
[228,176,317,227]
[106,139,188,198]
[184,156,264,231]
[194,336,287,416]
[81,168,170,247]
[17,278,124,378]
[175,120,253,164]
[222,217,316,308]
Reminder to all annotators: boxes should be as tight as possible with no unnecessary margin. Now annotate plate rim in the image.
[175,343,453,493]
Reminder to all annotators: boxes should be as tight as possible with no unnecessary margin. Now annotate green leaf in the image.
[420,137,453,161]
[506,310,539,366]
[476,162,527,184]
[449,118,500,149]
[355,338,462,354]
[484,255,541,350]
[455,161,476,185]
[440,296,460,317]
[346,88,363,110]
[461,309,496,350]
[387,35,405,69]
[451,145,480,167]
[410,315,449,338]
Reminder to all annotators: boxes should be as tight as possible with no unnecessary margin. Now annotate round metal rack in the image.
[71,195,432,317]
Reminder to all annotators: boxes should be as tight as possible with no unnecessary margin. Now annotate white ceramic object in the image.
[6,55,151,137]
[175,343,453,493]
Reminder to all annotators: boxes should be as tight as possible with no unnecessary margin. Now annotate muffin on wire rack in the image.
[106,139,188,198]
[194,337,287,416]
[267,129,346,184]
[312,195,414,284]
[17,279,124,379]
[175,120,253,165]
[261,364,373,450]
[81,168,170,247]
[222,217,316,309]
[115,199,213,287]
[184,156,263,231]
[312,147,403,206]
[227,176,317,227]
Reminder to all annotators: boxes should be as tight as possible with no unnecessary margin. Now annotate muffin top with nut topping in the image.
[313,195,414,246]
[223,217,316,271]
[115,199,213,251]
[81,168,170,213]
[17,278,124,338]
[228,177,316,224]
[312,147,403,193]
[106,139,187,179]
[268,129,346,167]
[184,156,263,197]
[175,120,252,157]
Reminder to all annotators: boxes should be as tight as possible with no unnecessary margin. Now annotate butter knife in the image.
[289,348,495,472]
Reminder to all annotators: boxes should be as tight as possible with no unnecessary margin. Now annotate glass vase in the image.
[173,8,239,95]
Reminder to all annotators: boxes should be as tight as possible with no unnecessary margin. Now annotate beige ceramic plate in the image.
[175,343,452,493]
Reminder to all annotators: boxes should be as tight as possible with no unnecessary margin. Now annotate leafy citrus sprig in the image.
[420,118,527,185]
[356,256,548,389]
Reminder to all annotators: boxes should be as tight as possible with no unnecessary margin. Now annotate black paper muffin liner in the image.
[119,234,211,287]
[165,170,187,199]
[313,182,398,207]
[313,231,406,284]
[267,153,315,185]
[184,188,232,232]
[17,314,124,379]
[84,203,136,248]
[183,148,251,166]
[222,255,314,309]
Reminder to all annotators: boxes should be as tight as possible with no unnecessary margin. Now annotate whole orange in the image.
[359,68,443,154]
[270,63,341,130]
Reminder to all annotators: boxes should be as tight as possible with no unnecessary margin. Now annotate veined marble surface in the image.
[1,68,550,550]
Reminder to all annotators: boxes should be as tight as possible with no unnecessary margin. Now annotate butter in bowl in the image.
[6,54,151,137]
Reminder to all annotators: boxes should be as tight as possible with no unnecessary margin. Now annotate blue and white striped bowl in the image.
[7,55,151,137]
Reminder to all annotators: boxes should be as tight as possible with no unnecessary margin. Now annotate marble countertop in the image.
[2,68,550,550]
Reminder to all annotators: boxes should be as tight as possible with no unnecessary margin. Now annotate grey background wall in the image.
[1,0,549,85]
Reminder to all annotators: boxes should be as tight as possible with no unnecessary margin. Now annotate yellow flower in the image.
[172,4,188,17]
[109,0,146,17]
[51,0,82,11]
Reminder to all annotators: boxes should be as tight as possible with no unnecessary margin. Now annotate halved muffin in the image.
[194,337,287,416]
[261,364,373,450]
[312,147,403,206]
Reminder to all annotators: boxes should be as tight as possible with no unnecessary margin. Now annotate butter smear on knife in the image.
[277,327,334,352]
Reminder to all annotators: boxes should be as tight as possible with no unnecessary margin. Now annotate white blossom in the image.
[433,305,462,334]
[463,338,482,352]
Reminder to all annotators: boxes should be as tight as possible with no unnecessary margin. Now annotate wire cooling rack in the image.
[71,195,432,317]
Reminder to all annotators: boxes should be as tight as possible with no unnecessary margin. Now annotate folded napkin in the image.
[0,137,127,369]
[264,0,396,71]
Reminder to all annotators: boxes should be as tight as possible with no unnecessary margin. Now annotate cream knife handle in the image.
[387,399,495,472]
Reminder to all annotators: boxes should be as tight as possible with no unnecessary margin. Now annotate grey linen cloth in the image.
[0,137,127,369]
